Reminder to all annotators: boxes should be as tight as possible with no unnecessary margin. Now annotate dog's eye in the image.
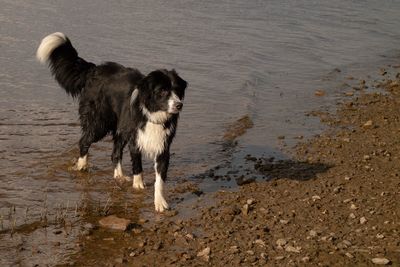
[160,90,169,97]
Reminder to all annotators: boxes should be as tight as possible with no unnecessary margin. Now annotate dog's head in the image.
[137,69,187,124]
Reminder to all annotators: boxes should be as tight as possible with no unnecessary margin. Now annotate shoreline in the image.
[67,65,400,266]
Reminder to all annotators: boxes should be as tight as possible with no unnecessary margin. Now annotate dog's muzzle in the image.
[168,93,183,114]
[168,100,183,114]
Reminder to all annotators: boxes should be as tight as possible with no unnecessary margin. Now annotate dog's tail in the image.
[36,32,95,98]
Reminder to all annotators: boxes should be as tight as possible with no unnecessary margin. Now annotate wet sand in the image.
[59,66,400,266]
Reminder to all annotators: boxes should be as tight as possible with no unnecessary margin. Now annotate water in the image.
[1,0,400,265]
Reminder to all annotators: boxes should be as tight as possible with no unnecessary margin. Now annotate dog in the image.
[36,32,187,212]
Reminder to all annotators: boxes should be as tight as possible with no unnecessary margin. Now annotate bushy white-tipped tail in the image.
[36,32,67,63]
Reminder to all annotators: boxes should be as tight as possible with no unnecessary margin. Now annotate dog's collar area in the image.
[141,105,170,124]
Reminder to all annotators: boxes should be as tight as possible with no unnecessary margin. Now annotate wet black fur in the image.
[46,37,187,179]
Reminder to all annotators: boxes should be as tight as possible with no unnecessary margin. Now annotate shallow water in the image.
[1,0,400,265]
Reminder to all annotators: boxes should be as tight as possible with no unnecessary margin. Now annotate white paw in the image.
[132,174,145,189]
[133,180,145,189]
[72,156,88,171]
[154,196,169,212]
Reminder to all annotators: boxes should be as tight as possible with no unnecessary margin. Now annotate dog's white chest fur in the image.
[136,122,169,159]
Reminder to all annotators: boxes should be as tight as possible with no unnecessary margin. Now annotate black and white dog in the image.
[36,32,187,212]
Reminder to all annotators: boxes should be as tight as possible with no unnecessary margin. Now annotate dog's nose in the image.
[175,102,183,110]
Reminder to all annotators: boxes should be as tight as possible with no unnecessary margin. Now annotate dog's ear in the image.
[170,69,187,99]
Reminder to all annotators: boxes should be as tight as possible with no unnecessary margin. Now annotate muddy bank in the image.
[64,66,400,267]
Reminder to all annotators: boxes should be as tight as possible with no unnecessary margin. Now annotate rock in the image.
[337,240,352,249]
[246,250,255,255]
[285,245,301,253]
[350,204,358,210]
[333,186,342,194]
[302,256,310,262]
[360,217,367,224]
[349,213,356,219]
[236,176,256,186]
[115,258,126,264]
[275,256,285,260]
[371,258,390,265]
[53,230,62,235]
[280,219,289,225]
[309,230,318,237]
[363,120,373,129]
[345,252,354,258]
[185,233,194,240]
[312,195,321,201]
[229,246,239,254]
[376,233,385,239]
[83,223,95,230]
[315,90,325,96]
[276,238,287,247]
[246,199,255,205]
[99,215,132,231]
[242,204,250,215]
[260,253,267,260]
[197,247,211,261]
[254,239,266,247]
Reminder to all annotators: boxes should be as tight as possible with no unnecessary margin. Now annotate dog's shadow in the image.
[251,157,331,182]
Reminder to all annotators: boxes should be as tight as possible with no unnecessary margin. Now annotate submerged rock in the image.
[99,215,132,231]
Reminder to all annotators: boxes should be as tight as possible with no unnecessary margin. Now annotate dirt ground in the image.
[68,66,400,267]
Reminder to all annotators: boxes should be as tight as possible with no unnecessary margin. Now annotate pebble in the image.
[315,89,325,96]
[197,247,211,262]
[345,252,354,258]
[363,155,371,160]
[376,233,385,239]
[360,217,367,224]
[275,256,285,260]
[349,213,356,219]
[333,186,342,194]
[185,233,194,240]
[242,204,250,215]
[276,238,287,247]
[229,246,239,254]
[309,230,318,237]
[115,258,126,264]
[254,239,266,247]
[350,204,358,210]
[371,258,390,265]
[246,250,255,255]
[302,256,310,262]
[337,240,352,249]
[285,245,301,253]
[363,120,373,129]
[246,199,255,205]
[312,195,321,201]
[83,223,95,230]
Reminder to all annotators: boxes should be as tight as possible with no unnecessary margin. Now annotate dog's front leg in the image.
[154,151,170,212]
[111,135,130,182]
[129,140,145,189]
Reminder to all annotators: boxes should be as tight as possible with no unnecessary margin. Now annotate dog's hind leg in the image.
[154,152,170,212]
[129,140,145,189]
[111,134,130,182]
[72,133,93,171]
